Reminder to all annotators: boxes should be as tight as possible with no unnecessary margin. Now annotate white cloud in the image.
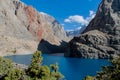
[64,19,71,23]
[86,10,96,22]
[64,10,96,26]
[90,10,94,16]
[64,15,88,26]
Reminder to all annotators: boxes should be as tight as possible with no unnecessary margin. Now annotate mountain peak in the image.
[83,0,120,34]
[66,0,120,59]
[0,0,69,56]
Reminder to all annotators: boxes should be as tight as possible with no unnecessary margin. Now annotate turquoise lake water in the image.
[5,54,110,80]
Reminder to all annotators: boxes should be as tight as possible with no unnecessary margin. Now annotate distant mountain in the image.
[65,0,120,59]
[0,0,69,56]
[66,26,87,37]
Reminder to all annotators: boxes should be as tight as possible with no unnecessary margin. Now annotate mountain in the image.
[66,26,87,37]
[37,12,69,53]
[65,0,120,59]
[66,29,81,38]
[41,12,68,42]
[0,0,68,56]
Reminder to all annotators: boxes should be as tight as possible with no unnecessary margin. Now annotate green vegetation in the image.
[0,57,24,80]
[2,50,120,80]
[12,48,16,54]
[0,51,64,80]
[27,50,64,80]
[0,57,13,75]
[27,51,42,78]
[84,57,120,80]
[96,57,120,80]
[50,63,64,80]
[5,68,24,80]
[83,76,94,80]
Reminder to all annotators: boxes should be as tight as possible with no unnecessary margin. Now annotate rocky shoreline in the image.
[13,63,28,70]
[0,51,34,57]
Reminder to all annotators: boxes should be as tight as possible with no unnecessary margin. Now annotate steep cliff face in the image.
[0,0,38,56]
[14,0,68,44]
[42,13,68,42]
[0,0,68,56]
[66,0,120,58]
[37,13,69,53]
[83,0,120,34]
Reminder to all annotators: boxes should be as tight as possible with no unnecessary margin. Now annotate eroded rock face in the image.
[83,0,120,34]
[0,0,69,56]
[66,0,120,58]
[0,0,38,56]
[43,13,68,42]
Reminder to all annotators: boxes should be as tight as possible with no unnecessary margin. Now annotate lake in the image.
[5,54,110,80]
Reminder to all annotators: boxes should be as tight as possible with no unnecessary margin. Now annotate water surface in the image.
[5,54,110,80]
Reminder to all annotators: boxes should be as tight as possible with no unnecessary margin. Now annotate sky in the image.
[21,0,101,31]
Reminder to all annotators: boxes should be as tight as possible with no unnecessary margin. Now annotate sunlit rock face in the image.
[0,0,69,56]
[66,0,120,59]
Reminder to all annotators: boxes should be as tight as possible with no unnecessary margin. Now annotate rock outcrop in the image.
[0,0,68,56]
[0,0,38,56]
[65,0,120,58]
[42,13,68,42]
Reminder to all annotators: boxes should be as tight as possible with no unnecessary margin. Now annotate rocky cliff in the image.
[37,13,69,53]
[65,0,120,58]
[0,0,68,56]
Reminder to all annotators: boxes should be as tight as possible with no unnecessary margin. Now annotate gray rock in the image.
[66,0,120,59]
[0,0,69,56]
[40,12,69,42]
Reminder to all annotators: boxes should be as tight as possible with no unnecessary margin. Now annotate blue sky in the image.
[21,0,101,31]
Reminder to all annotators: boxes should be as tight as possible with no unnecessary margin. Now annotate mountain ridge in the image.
[66,26,87,37]
[0,0,69,56]
[65,0,120,58]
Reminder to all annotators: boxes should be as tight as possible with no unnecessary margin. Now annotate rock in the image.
[13,63,28,71]
[38,39,68,53]
[0,0,38,56]
[66,0,120,59]
[0,0,69,56]
[42,13,68,41]
[36,13,69,53]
